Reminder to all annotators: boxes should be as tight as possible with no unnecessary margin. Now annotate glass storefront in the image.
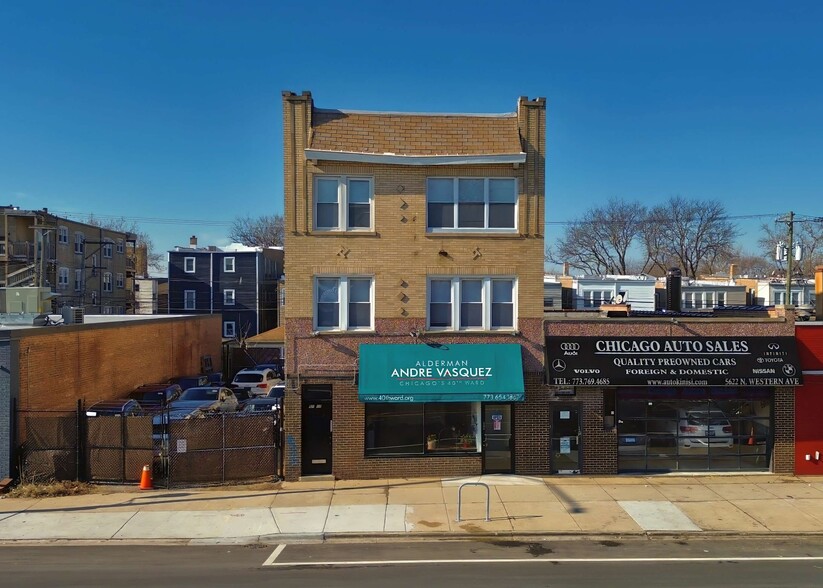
[617,387,772,472]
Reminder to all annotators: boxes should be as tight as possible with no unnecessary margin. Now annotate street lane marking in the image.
[262,544,286,566]
[264,556,823,568]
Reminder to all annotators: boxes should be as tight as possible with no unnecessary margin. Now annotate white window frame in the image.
[102,272,113,293]
[184,257,195,273]
[313,276,374,331]
[74,232,84,254]
[102,240,113,258]
[427,276,517,331]
[184,290,196,310]
[224,257,235,273]
[426,177,518,232]
[57,267,69,289]
[717,292,726,307]
[313,176,374,231]
[58,226,69,244]
[74,269,83,292]
[224,289,236,306]
[582,289,613,309]
[116,239,124,254]
[223,321,236,338]
[116,272,124,289]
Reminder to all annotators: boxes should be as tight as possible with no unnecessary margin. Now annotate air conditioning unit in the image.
[61,306,85,324]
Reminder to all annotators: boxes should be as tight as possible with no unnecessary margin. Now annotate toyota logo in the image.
[560,343,580,351]
[782,364,796,376]
[551,359,567,372]
[768,343,780,350]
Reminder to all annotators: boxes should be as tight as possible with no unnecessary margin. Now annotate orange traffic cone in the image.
[747,426,755,446]
[139,464,153,490]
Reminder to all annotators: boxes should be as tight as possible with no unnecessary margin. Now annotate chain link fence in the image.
[18,409,81,483]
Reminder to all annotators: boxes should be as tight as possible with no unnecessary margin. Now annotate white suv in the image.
[230,368,280,397]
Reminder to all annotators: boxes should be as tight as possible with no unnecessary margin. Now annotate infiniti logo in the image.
[552,359,567,372]
[768,343,780,350]
[560,343,580,351]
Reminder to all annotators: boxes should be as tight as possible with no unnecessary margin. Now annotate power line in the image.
[50,210,233,227]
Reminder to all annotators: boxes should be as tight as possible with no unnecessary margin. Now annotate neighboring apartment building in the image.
[0,206,135,313]
[167,237,284,338]
[134,277,168,314]
[282,91,546,480]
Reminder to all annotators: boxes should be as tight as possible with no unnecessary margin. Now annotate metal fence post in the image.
[456,482,491,522]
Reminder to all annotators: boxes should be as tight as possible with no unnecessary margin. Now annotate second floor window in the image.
[116,273,124,288]
[103,272,113,292]
[314,176,372,231]
[184,290,196,310]
[428,277,515,331]
[58,226,69,244]
[224,257,235,272]
[427,178,517,231]
[58,267,69,289]
[224,289,235,306]
[315,276,373,331]
[103,241,113,258]
[74,232,84,254]
[223,321,236,338]
[184,257,195,273]
[582,290,612,308]
[74,269,83,291]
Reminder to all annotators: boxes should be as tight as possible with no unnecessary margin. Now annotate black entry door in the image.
[551,406,581,474]
[483,404,513,474]
[302,387,332,476]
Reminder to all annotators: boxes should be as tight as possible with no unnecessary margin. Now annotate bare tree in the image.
[640,196,738,279]
[546,198,647,275]
[84,214,163,273]
[229,214,284,247]
[757,218,823,277]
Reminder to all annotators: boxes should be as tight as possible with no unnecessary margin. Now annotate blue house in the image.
[167,236,284,338]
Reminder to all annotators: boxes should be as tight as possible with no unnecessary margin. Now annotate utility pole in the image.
[785,211,794,308]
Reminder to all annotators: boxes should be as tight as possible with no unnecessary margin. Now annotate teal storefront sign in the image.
[358,343,525,403]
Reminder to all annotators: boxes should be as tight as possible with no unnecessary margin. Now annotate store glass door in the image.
[551,406,581,474]
[483,404,513,474]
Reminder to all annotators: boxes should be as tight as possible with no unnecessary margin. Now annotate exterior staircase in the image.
[2,263,37,287]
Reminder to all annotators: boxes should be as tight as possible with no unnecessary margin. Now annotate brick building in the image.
[281,91,546,480]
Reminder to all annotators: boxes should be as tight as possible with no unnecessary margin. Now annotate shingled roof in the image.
[306,108,525,165]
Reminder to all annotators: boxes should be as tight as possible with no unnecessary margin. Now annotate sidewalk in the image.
[1,474,823,543]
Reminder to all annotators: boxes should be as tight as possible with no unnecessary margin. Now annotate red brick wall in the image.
[14,315,222,411]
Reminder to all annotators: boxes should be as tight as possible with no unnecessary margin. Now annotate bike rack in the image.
[456,482,491,522]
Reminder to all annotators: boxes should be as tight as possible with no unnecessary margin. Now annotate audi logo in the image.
[560,343,580,351]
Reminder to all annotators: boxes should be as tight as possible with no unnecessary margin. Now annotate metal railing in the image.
[455,481,491,522]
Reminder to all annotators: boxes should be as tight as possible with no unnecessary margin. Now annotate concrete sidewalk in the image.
[1,474,823,543]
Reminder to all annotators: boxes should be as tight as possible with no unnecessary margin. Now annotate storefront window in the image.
[617,388,772,473]
[365,402,480,456]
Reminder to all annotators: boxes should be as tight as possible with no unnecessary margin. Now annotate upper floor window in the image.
[314,176,373,231]
[223,321,236,338]
[314,276,373,331]
[426,178,517,231]
[58,226,69,244]
[224,257,235,273]
[58,267,69,289]
[116,239,124,254]
[184,290,196,310]
[74,269,83,291]
[224,289,235,306]
[582,289,612,308]
[428,277,516,331]
[184,257,195,273]
[116,272,124,289]
[102,272,113,293]
[102,240,113,258]
[74,232,85,254]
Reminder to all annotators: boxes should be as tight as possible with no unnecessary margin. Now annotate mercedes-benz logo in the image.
[768,343,780,350]
[551,359,567,372]
[782,364,796,376]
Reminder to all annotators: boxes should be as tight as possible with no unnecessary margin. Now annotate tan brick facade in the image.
[281,92,546,480]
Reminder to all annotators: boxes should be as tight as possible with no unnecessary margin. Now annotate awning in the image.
[545,336,803,387]
[358,343,524,403]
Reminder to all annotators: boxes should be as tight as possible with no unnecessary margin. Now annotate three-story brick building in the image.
[281,91,546,480]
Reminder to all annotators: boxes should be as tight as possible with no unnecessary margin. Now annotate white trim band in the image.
[305,149,526,166]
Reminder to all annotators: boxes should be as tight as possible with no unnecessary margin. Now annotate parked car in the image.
[230,368,280,397]
[677,408,733,449]
[154,386,240,425]
[240,397,281,413]
[267,383,285,400]
[167,374,209,391]
[253,362,284,378]
[231,387,253,406]
[127,383,182,412]
[86,399,144,417]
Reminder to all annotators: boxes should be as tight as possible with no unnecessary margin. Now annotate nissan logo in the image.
[560,343,580,351]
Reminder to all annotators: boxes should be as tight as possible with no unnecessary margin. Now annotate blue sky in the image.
[2,1,822,275]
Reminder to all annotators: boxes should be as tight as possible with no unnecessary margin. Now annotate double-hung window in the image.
[103,241,113,258]
[57,267,69,289]
[428,277,515,331]
[426,177,517,231]
[184,290,196,310]
[314,176,372,231]
[116,273,124,289]
[184,257,195,273]
[102,272,113,293]
[314,276,373,331]
[74,232,84,254]
[74,269,83,291]
[223,321,236,338]
[224,289,235,306]
[582,289,612,308]
[224,257,235,272]
[116,239,124,254]
[58,226,69,244]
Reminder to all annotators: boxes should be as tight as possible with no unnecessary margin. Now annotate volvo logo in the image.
[768,343,781,350]
[551,359,567,372]
[782,364,796,377]
[560,343,580,351]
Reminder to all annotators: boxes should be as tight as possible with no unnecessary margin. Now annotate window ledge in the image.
[423,329,520,336]
[426,231,522,239]
[310,230,379,237]
[314,330,376,336]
